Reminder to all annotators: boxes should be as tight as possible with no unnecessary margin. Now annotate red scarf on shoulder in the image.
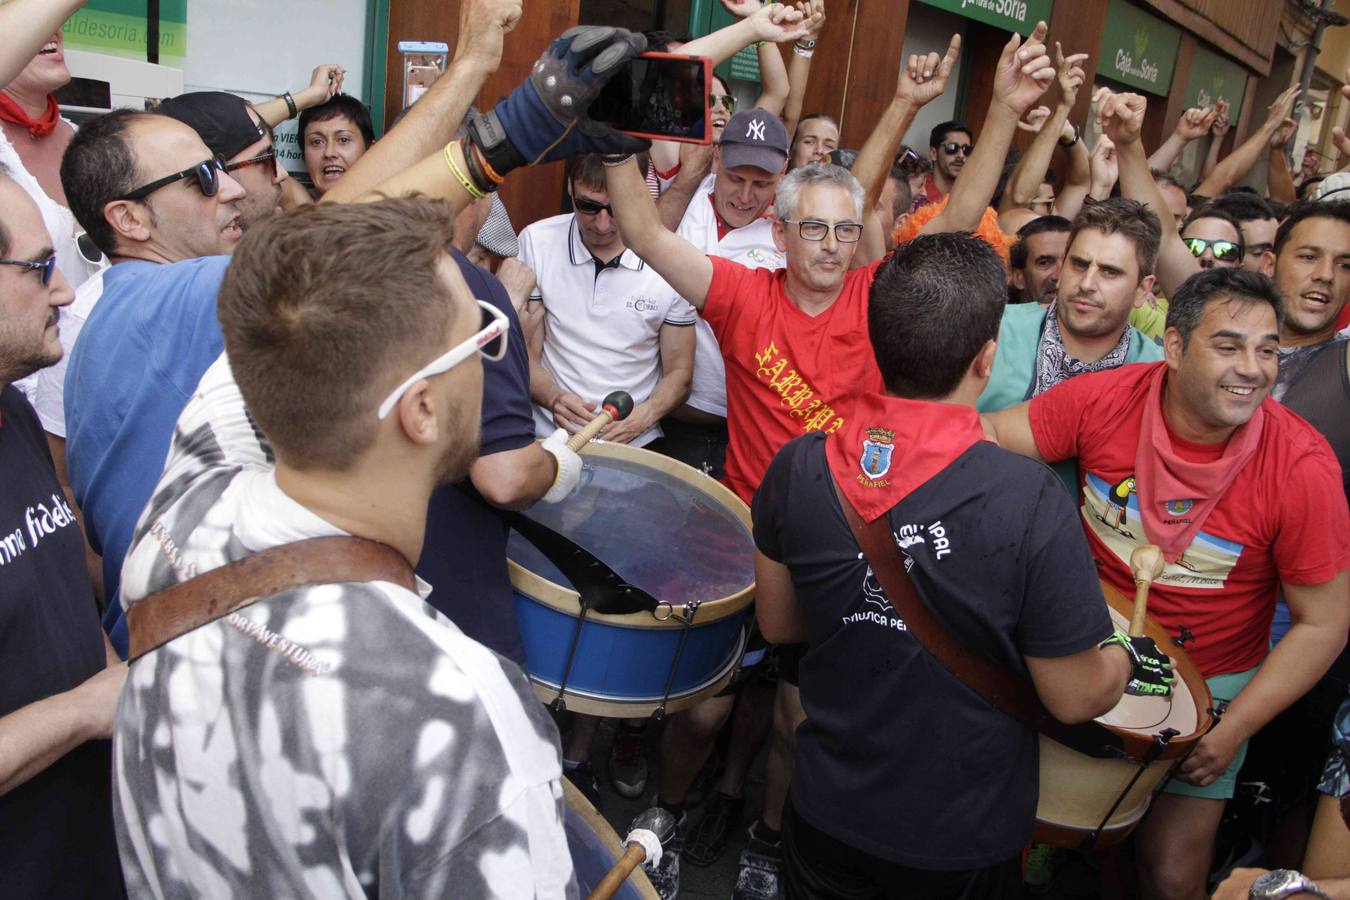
[826,392,986,523]
[0,92,59,138]
[1134,365,1265,562]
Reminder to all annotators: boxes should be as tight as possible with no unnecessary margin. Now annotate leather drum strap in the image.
[125,536,416,661]
[831,477,1115,755]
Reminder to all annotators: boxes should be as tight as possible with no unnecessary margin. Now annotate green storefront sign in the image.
[62,0,187,62]
[1185,44,1248,115]
[915,0,1054,37]
[1097,0,1181,96]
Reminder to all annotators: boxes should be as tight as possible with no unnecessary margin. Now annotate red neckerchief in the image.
[1134,364,1265,562]
[0,92,59,138]
[826,392,986,523]
[922,172,945,203]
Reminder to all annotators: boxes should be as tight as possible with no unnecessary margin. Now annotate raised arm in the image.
[605,155,715,308]
[781,0,826,136]
[1086,135,1119,201]
[1100,87,1198,296]
[1148,106,1217,174]
[1,0,85,86]
[851,33,961,245]
[1268,118,1298,204]
[1200,99,1230,181]
[1054,127,1093,221]
[253,64,345,129]
[924,22,1054,235]
[655,139,714,231]
[1194,87,1299,198]
[1001,43,1087,213]
[680,2,820,68]
[754,40,790,117]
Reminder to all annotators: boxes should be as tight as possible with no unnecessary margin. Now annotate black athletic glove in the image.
[1100,629,1175,697]
[467,26,652,179]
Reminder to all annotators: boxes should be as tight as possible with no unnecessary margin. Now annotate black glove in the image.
[1100,629,1175,697]
[468,26,652,179]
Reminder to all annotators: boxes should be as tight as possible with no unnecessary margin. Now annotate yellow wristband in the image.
[443,141,487,200]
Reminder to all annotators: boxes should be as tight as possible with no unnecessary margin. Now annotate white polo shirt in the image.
[676,177,785,417]
[518,213,697,447]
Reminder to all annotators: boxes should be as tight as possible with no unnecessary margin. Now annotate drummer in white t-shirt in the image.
[518,154,696,448]
[648,107,790,477]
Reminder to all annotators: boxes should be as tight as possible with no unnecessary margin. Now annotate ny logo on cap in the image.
[747,118,766,141]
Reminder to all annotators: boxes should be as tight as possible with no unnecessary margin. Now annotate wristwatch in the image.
[1249,870,1331,899]
[1059,124,1080,148]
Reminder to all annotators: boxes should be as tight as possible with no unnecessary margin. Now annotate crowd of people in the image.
[1,0,1348,898]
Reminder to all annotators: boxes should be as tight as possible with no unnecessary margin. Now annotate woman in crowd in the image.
[299,93,375,197]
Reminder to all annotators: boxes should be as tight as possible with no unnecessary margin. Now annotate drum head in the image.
[508,446,754,608]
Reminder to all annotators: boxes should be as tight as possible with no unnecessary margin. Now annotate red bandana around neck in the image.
[827,392,986,523]
[1134,365,1265,563]
[0,92,59,138]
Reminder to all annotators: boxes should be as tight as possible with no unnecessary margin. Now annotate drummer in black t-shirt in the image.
[752,233,1170,898]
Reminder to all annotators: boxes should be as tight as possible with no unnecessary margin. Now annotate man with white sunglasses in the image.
[113,197,577,897]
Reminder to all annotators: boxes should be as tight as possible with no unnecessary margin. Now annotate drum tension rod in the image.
[549,599,594,712]
[651,599,703,722]
[1080,727,1181,851]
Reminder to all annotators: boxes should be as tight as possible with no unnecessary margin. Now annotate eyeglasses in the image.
[941,142,974,156]
[376,300,509,420]
[573,196,613,217]
[781,219,863,243]
[225,147,279,177]
[117,156,227,201]
[710,92,736,112]
[0,253,57,286]
[1184,237,1243,262]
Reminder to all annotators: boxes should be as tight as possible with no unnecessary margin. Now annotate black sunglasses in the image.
[225,147,279,177]
[1185,237,1243,262]
[0,253,57,286]
[941,142,974,156]
[117,156,227,202]
[573,196,613,216]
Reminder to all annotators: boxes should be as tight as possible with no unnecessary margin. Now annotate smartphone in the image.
[588,52,711,144]
[398,40,448,110]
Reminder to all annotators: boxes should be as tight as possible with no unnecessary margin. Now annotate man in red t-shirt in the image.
[985,267,1350,900]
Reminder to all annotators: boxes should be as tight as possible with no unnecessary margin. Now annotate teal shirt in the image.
[977,303,1164,492]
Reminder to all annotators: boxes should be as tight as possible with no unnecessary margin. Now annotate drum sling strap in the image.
[125,536,416,661]
[830,476,1127,760]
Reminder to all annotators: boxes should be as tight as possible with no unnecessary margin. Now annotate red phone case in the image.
[612,52,712,145]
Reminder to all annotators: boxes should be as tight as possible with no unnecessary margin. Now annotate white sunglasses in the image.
[376,300,509,420]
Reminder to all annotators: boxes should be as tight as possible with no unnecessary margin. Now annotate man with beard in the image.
[0,170,126,899]
[921,119,972,205]
[112,197,574,896]
[1008,214,1070,305]
[985,269,1350,899]
[977,198,1164,474]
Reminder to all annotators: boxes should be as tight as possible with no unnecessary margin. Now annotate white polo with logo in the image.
[676,177,785,417]
[518,213,697,447]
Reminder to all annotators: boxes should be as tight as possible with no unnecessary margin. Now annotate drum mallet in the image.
[566,390,635,453]
[1128,544,1166,637]
[586,807,676,900]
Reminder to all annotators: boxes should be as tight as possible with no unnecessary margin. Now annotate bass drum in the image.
[509,442,755,718]
[564,778,659,899]
[1035,581,1214,847]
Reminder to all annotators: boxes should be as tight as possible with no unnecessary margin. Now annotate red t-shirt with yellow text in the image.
[701,256,885,504]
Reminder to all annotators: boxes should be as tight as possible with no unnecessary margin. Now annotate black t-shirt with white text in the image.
[0,386,123,897]
[754,433,1111,870]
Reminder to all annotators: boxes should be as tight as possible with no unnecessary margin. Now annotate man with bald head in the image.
[58,107,247,643]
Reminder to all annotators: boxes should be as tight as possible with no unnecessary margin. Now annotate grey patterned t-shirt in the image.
[114,355,576,898]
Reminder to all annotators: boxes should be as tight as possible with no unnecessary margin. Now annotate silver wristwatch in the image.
[1249,869,1330,899]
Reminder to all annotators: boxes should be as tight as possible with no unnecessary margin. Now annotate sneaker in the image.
[646,811,687,900]
[683,792,745,867]
[731,823,782,900]
[609,727,649,799]
[565,762,603,812]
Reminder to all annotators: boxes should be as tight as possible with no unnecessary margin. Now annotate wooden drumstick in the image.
[588,844,647,900]
[566,390,635,453]
[1127,544,1165,637]
[587,808,674,900]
